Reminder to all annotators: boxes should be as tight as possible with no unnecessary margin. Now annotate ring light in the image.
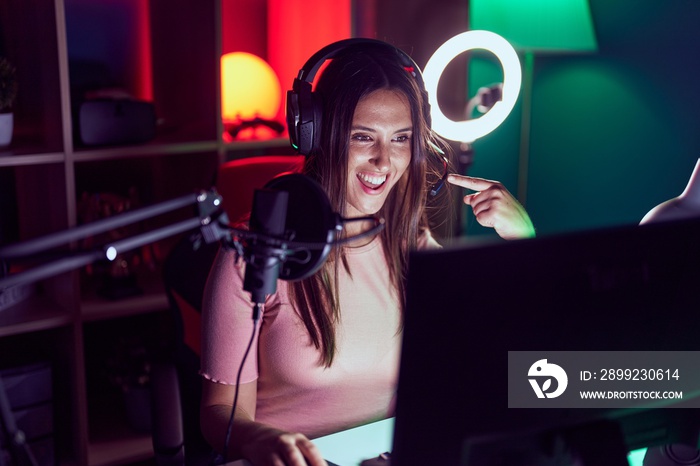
[423,30,522,143]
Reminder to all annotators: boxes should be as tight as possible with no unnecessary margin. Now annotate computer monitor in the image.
[392,217,700,466]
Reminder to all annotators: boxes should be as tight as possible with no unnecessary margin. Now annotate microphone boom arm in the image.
[0,190,229,291]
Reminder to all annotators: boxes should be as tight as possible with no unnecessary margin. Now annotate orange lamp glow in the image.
[221,52,282,124]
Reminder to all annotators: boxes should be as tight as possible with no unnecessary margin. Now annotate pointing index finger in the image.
[446,174,496,191]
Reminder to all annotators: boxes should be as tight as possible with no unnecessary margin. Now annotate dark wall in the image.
[371,0,469,121]
[371,0,700,237]
[467,0,700,236]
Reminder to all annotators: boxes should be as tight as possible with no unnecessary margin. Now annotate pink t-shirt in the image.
[201,232,439,439]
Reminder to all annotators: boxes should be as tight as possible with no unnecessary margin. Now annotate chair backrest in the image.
[215,155,305,224]
[158,234,220,466]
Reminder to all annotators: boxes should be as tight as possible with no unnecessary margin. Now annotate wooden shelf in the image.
[0,294,74,337]
[88,435,153,466]
[88,436,153,466]
[0,152,66,166]
[81,292,169,322]
[0,0,189,452]
[0,1,291,465]
[71,140,220,162]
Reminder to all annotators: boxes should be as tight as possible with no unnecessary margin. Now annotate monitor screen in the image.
[392,217,700,466]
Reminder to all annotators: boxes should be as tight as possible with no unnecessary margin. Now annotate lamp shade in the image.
[221,52,282,123]
[469,0,597,53]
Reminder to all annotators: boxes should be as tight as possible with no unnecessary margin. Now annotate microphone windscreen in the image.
[250,189,288,237]
[263,174,338,281]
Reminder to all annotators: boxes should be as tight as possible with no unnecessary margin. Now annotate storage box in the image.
[0,282,35,313]
[0,362,52,408]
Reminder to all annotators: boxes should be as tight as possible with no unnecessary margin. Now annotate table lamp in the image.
[469,0,598,205]
[220,52,284,140]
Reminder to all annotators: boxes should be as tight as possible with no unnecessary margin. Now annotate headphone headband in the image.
[294,38,424,87]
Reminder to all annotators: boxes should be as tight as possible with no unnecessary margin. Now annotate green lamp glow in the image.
[469,0,597,206]
[470,0,597,53]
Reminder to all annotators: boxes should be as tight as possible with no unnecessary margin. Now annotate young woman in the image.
[200,40,534,466]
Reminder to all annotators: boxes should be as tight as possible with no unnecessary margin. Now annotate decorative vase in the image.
[0,112,13,147]
[641,158,700,224]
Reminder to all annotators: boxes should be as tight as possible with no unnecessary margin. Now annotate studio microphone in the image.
[233,173,384,307]
[243,188,289,305]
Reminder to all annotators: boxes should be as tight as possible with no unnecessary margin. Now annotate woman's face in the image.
[345,88,413,217]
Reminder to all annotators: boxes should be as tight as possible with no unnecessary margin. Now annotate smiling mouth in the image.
[358,173,387,189]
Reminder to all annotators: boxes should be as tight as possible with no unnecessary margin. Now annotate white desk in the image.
[224,419,647,465]
[228,417,394,466]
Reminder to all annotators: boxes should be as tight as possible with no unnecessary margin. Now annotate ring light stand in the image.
[422,30,522,235]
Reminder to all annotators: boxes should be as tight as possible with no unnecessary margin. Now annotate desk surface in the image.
[228,417,394,466]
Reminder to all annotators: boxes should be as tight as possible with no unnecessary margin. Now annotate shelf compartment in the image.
[0,326,82,466]
[0,0,66,155]
[83,312,174,466]
[87,384,154,466]
[0,163,69,247]
[65,0,220,150]
[149,0,220,144]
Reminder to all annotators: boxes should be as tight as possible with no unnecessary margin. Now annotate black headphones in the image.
[286,38,429,156]
[285,38,447,196]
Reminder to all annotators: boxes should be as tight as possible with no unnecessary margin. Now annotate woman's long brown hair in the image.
[288,43,451,366]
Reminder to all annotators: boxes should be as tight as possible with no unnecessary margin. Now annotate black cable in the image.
[222,215,385,251]
[222,303,261,464]
[321,216,385,246]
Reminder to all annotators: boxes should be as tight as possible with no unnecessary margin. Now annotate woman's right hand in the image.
[200,378,327,466]
[238,423,327,466]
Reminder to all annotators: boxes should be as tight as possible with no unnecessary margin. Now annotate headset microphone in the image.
[429,155,449,197]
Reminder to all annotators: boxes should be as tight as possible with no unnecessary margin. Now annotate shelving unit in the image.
[0,1,293,465]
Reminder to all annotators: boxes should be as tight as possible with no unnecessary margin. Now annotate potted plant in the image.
[0,57,18,147]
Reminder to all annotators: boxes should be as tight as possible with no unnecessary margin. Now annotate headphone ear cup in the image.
[289,80,323,156]
[309,92,323,154]
[286,89,301,151]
